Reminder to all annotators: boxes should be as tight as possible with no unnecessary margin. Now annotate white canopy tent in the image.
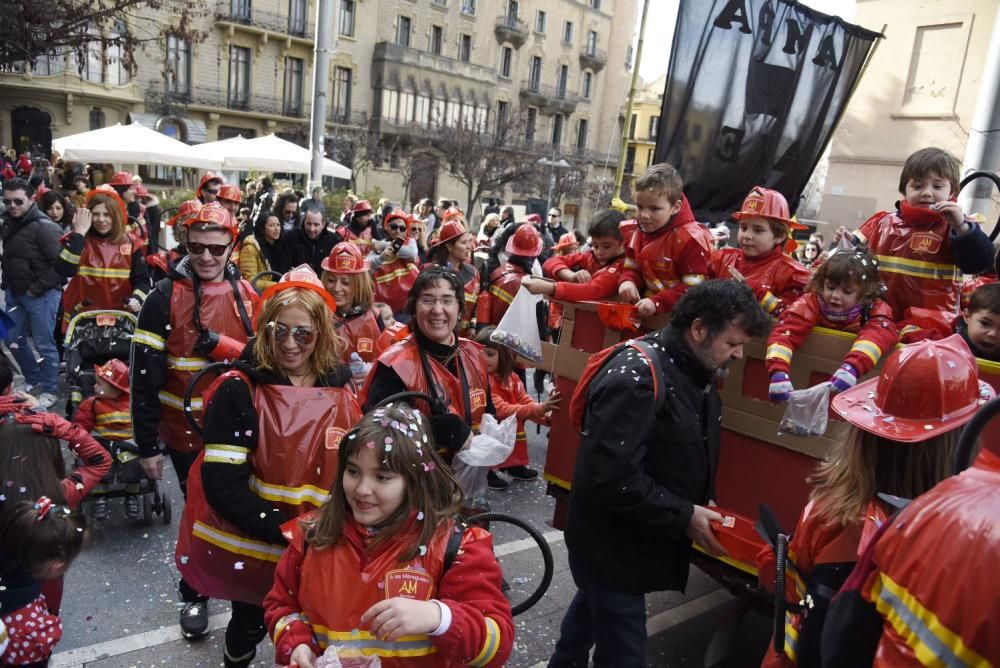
[217,134,351,179]
[52,123,222,170]
[186,135,249,162]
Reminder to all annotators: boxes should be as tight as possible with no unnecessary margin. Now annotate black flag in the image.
[654,0,882,221]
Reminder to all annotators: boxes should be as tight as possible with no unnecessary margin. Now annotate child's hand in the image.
[362,597,441,641]
[635,298,657,318]
[14,391,39,409]
[572,269,592,283]
[619,281,640,303]
[521,276,554,296]
[932,201,969,232]
[542,388,561,412]
[833,226,852,245]
[290,644,317,668]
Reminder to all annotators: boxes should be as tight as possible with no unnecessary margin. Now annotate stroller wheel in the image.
[161,491,172,525]
[143,493,154,526]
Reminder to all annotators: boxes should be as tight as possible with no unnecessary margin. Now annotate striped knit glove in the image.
[829,363,859,394]
[769,372,794,403]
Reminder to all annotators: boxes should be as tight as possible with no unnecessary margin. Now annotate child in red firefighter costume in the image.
[176,265,361,668]
[130,200,259,639]
[362,267,492,458]
[338,199,377,254]
[479,223,543,328]
[765,248,898,403]
[618,163,715,317]
[55,185,151,332]
[370,209,420,318]
[756,334,994,667]
[426,210,479,334]
[834,147,995,321]
[321,243,383,382]
[146,198,201,282]
[476,326,560,485]
[710,187,810,317]
[263,404,513,668]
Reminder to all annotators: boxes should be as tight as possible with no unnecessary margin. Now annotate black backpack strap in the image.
[443,515,468,573]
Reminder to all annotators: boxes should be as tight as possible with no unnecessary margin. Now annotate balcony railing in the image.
[372,41,496,86]
[215,2,314,39]
[494,14,528,48]
[579,46,607,72]
[145,83,308,118]
[518,80,581,115]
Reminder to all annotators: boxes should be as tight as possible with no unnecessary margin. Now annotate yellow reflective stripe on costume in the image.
[134,329,166,351]
[94,428,133,440]
[681,274,705,287]
[783,610,799,662]
[132,288,147,300]
[273,613,306,644]
[78,266,131,279]
[624,257,640,271]
[876,255,960,281]
[97,412,131,423]
[786,548,806,600]
[900,325,921,337]
[872,572,987,667]
[464,291,478,304]
[249,475,330,507]
[760,291,779,314]
[59,248,81,264]
[158,390,202,411]
[70,390,83,404]
[766,343,794,364]
[850,339,883,366]
[374,265,418,284]
[469,616,502,667]
[192,521,284,562]
[488,284,514,305]
[204,444,250,465]
[313,627,436,656]
[166,355,210,372]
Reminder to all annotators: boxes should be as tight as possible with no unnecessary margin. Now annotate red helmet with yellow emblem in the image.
[321,242,369,274]
[184,201,238,238]
[94,359,130,393]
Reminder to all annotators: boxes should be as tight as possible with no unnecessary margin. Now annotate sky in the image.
[637,0,858,83]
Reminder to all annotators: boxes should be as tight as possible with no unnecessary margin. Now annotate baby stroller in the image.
[63,309,172,525]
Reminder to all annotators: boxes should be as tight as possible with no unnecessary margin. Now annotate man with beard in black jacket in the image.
[289,208,340,274]
[548,280,771,668]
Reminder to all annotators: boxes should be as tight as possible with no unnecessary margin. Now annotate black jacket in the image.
[565,325,721,594]
[0,203,64,296]
[287,226,340,275]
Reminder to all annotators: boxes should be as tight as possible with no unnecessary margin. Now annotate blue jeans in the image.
[548,554,648,668]
[5,288,61,394]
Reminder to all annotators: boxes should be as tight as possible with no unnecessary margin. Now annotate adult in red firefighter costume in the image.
[321,243,382,381]
[196,171,224,204]
[756,334,994,667]
[177,265,360,668]
[425,209,479,334]
[130,200,259,640]
[216,183,242,219]
[55,186,150,332]
[478,222,543,328]
[370,209,420,317]
[146,199,201,282]
[107,171,148,248]
[710,187,810,317]
[362,266,492,458]
[337,199,377,254]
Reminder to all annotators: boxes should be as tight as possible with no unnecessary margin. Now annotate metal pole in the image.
[612,0,650,203]
[960,6,1000,219]
[308,0,336,190]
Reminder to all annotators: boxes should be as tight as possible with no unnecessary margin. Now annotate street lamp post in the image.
[537,156,571,213]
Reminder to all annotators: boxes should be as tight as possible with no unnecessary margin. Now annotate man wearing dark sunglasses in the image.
[196,171,224,204]
[0,178,64,408]
[130,200,260,641]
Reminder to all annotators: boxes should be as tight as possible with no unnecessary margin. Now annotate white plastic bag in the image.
[779,383,832,437]
[313,646,382,668]
[491,286,544,363]
[452,414,516,504]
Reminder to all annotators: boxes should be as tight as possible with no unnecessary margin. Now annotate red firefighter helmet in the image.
[352,199,373,216]
[133,183,150,198]
[86,185,128,222]
[167,199,203,227]
[553,232,579,251]
[196,172,224,200]
[506,223,544,257]
[260,263,337,312]
[109,171,134,187]
[94,359,130,393]
[832,334,995,442]
[217,183,242,204]
[184,201,238,238]
[441,207,465,224]
[321,242,369,274]
[430,220,469,248]
[732,187,808,230]
[382,209,411,233]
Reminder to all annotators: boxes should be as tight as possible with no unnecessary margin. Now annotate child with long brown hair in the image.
[766,248,898,403]
[263,404,513,668]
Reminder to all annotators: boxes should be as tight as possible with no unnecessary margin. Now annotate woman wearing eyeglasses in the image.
[176,264,360,668]
[55,185,151,332]
[368,210,420,320]
[362,266,492,459]
[320,243,383,383]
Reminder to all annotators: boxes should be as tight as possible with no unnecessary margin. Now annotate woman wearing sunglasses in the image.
[368,209,420,320]
[55,184,151,332]
[321,243,383,382]
[176,264,360,668]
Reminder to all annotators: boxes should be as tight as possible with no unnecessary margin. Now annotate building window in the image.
[430,96,445,126]
[89,108,105,131]
[507,0,519,19]
[563,21,573,44]
[649,115,659,140]
[166,35,191,98]
[381,89,400,123]
[431,25,443,55]
[528,55,542,90]
[586,30,597,55]
[231,0,251,21]
[333,66,352,121]
[460,34,471,62]
[552,114,563,145]
[535,10,546,33]
[32,53,65,76]
[582,71,592,98]
[396,16,411,47]
[557,64,568,97]
[526,107,537,142]
[625,44,634,69]
[499,46,512,78]
[461,0,475,14]
[496,99,509,136]
[591,0,601,7]
[228,45,251,109]
[284,57,304,115]
[83,38,103,83]
[106,22,130,85]
[340,0,355,37]
[576,118,587,150]
[288,0,306,35]
[625,146,635,174]
[432,0,447,6]
[416,94,430,127]
[629,113,637,139]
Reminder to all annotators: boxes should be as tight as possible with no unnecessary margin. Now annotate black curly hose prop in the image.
[959,171,1000,242]
[182,361,235,434]
[250,270,284,295]
[773,533,789,654]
